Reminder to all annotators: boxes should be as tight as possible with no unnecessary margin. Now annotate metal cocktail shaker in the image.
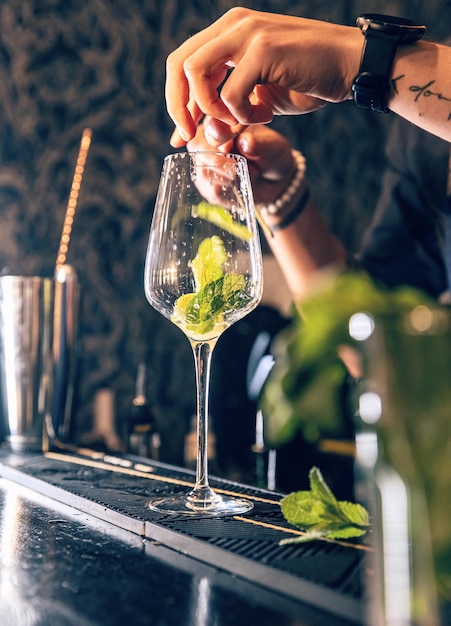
[0,267,80,452]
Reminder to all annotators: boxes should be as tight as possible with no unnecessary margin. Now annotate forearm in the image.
[389,40,451,142]
[261,191,347,301]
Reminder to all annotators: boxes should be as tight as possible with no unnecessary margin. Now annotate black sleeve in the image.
[357,117,449,298]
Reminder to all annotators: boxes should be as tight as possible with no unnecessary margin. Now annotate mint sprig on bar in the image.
[280,466,370,545]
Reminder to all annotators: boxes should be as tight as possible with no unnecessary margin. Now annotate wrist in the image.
[256,150,308,234]
[265,185,310,234]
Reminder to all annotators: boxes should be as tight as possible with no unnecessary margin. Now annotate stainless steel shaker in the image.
[0,267,79,452]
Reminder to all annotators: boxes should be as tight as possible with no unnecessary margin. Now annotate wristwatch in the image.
[352,14,426,113]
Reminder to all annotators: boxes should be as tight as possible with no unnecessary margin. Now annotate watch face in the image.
[356,13,426,42]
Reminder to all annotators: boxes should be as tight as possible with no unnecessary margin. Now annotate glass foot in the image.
[147,489,253,517]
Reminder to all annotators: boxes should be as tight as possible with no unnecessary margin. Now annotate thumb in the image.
[236,126,294,183]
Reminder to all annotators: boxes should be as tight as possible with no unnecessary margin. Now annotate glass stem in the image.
[189,338,218,505]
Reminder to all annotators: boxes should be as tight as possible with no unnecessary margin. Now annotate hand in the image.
[187,118,297,206]
[187,118,347,301]
[166,7,361,145]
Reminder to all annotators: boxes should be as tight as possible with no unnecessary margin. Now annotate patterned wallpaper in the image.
[0,0,449,465]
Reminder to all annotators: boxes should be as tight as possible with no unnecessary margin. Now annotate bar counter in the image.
[0,448,366,626]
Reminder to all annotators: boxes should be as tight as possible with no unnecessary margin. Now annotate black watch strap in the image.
[352,31,401,113]
[352,15,426,114]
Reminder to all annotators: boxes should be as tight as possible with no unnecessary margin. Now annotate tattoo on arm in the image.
[392,74,451,121]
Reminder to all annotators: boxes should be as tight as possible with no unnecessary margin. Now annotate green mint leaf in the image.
[185,279,225,333]
[309,466,339,508]
[221,273,247,307]
[185,274,246,326]
[338,500,371,528]
[195,202,253,241]
[173,236,250,336]
[323,525,368,540]
[280,466,370,544]
[306,467,352,525]
[191,235,227,290]
[280,492,322,528]
[185,278,224,323]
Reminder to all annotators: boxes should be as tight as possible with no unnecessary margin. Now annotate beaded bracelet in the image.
[269,185,310,233]
[258,149,306,216]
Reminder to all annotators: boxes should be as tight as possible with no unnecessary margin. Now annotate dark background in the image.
[0,0,449,471]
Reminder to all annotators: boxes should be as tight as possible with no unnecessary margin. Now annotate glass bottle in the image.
[350,305,451,625]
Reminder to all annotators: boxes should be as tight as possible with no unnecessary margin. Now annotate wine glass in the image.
[144,151,263,516]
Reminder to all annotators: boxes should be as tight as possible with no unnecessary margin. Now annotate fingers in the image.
[236,126,294,179]
[169,99,204,148]
[165,60,197,143]
[166,8,277,142]
[203,118,247,148]
[185,118,240,157]
[185,118,298,209]
[167,55,240,145]
[198,119,295,185]
[170,127,189,148]
[165,11,243,142]
[182,35,274,127]
[187,116,293,179]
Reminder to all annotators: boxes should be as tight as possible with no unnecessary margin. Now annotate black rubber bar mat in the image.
[0,449,367,624]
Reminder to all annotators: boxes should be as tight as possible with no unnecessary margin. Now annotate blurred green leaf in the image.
[260,270,434,448]
[195,201,253,241]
